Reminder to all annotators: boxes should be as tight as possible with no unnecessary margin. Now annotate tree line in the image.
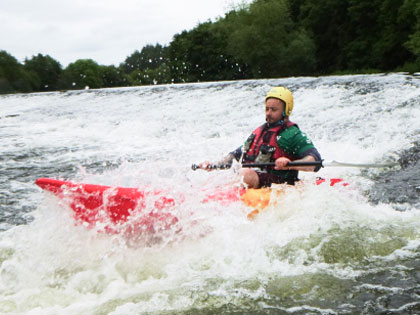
[1,0,419,94]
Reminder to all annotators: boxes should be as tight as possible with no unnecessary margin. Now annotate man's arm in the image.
[229,146,243,162]
[199,146,243,170]
[301,147,322,171]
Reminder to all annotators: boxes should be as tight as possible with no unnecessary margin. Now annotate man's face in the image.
[265,98,285,124]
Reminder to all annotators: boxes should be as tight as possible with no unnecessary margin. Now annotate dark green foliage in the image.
[344,0,413,70]
[129,66,171,85]
[1,0,419,94]
[296,0,351,73]
[294,0,419,73]
[24,54,63,91]
[121,44,169,73]
[60,59,104,90]
[226,0,316,77]
[402,0,420,62]
[168,31,193,82]
[121,44,171,85]
[101,65,130,88]
[169,22,248,82]
[0,50,33,94]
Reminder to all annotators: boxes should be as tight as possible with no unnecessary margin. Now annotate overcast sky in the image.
[1,0,245,67]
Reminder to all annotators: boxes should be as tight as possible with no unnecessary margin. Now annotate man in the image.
[201,86,322,188]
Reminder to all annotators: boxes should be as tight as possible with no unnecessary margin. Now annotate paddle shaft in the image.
[191,161,321,170]
[191,160,398,170]
[241,160,399,168]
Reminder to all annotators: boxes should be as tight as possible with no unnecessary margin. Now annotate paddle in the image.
[191,161,321,170]
[191,160,398,170]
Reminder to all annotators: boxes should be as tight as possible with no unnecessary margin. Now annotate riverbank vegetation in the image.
[1,0,419,94]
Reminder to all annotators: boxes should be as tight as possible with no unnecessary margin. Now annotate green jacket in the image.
[269,125,316,179]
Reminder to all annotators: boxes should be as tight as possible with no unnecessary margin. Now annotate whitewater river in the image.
[0,74,419,314]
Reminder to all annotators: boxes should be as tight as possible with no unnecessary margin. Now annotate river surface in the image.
[0,74,419,314]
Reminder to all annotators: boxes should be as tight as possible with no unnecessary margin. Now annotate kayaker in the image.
[200,86,322,188]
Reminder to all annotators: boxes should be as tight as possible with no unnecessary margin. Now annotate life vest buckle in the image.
[256,145,276,163]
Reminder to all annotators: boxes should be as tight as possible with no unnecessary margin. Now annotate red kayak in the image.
[35,178,185,235]
[35,177,347,234]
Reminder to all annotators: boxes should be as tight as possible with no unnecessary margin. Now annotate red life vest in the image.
[242,121,297,164]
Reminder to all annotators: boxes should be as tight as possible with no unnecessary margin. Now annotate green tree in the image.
[120,44,172,85]
[169,30,195,82]
[344,0,382,69]
[226,0,316,77]
[60,59,104,89]
[292,0,418,73]
[121,44,169,74]
[403,0,420,66]
[0,50,33,94]
[101,65,130,87]
[345,0,415,70]
[129,66,171,85]
[24,54,62,91]
[294,0,350,73]
[169,22,248,82]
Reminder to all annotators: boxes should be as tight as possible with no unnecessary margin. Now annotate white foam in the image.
[1,74,419,314]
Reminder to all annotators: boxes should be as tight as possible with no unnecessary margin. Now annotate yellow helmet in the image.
[265,87,294,116]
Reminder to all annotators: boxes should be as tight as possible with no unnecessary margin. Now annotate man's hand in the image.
[274,155,317,172]
[199,153,234,171]
[274,157,292,170]
[199,161,213,171]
